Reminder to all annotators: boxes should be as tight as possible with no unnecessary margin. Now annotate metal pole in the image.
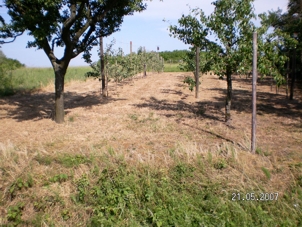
[251,32,258,153]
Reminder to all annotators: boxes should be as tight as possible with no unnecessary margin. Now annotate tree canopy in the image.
[169,0,256,123]
[3,0,147,65]
[0,0,151,123]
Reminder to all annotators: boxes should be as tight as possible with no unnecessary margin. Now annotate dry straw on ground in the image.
[0,72,301,225]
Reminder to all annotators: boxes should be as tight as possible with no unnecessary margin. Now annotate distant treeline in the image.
[159,50,189,62]
[0,50,25,68]
[0,50,25,96]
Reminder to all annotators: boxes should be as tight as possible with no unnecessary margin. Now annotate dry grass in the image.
[0,71,301,225]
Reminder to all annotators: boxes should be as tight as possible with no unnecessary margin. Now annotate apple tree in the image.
[1,0,149,123]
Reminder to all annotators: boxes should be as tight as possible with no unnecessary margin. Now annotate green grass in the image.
[2,66,91,94]
[163,63,183,72]
[2,149,302,226]
[1,64,181,96]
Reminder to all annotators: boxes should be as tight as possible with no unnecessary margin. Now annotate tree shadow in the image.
[160,88,184,96]
[207,87,302,119]
[181,122,246,149]
[0,90,126,122]
[133,96,224,122]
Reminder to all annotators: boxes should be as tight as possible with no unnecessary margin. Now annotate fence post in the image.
[195,46,200,99]
[251,32,258,153]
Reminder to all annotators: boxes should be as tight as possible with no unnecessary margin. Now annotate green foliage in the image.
[261,167,271,180]
[49,173,68,184]
[74,175,90,203]
[71,162,300,226]
[163,63,182,72]
[168,0,256,102]
[159,50,189,62]
[1,0,150,122]
[257,12,297,85]
[2,0,147,64]
[86,41,164,83]
[214,159,227,170]
[7,202,25,226]
[61,209,71,221]
[56,154,92,168]
[2,153,302,226]
[266,2,302,84]
[179,46,211,91]
[0,50,25,96]
[6,66,90,93]
[9,176,34,199]
[183,76,196,91]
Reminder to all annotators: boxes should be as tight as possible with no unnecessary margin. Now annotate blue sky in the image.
[0,0,288,67]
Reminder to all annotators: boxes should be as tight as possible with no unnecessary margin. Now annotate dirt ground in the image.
[0,72,301,164]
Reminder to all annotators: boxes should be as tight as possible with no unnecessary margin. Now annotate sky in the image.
[0,0,288,67]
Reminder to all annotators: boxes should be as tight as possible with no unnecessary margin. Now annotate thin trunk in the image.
[54,66,66,123]
[144,64,147,76]
[290,48,296,100]
[100,37,107,97]
[225,67,232,123]
[286,58,289,98]
[195,47,200,99]
[106,69,109,97]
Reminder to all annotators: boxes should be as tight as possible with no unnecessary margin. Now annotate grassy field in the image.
[1,64,181,95]
[1,67,91,94]
[0,70,302,226]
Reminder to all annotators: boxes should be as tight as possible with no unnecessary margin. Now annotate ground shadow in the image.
[207,87,302,119]
[133,96,224,122]
[0,91,125,122]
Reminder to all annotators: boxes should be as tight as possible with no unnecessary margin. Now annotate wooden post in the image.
[130,41,132,54]
[251,32,258,153]
[100,37,107,97]
[195,46,200,99]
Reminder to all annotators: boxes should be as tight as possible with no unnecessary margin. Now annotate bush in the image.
[0,54,25,96]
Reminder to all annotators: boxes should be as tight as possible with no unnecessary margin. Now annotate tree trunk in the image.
[100,37,107,97]
[225,67,232,123]
[54,66,66,123]
[290,48,296,100]
[195,47,200,99]
[286,57,289,99]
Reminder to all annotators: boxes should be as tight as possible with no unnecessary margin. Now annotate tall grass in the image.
[7,66,91,93]
[3,64,182,94]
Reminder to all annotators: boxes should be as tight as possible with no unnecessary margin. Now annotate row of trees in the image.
[86,40,163,96]
[159,50,189,62]
[169,0,300,123]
